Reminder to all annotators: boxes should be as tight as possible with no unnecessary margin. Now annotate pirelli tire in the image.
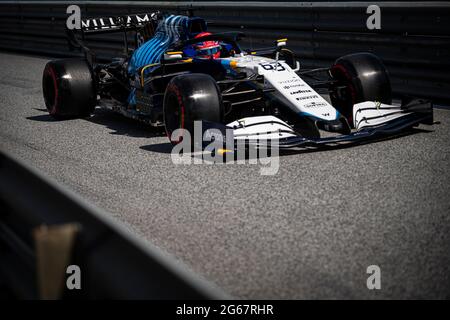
[42,59,96,118]
[329,52,392,124]
[163,73,224,145]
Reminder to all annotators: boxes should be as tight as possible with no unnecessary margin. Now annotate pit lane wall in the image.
[0,1,449,102]
[0,151,227,299]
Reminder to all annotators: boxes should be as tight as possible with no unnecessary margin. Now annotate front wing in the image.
[201,99,434,151]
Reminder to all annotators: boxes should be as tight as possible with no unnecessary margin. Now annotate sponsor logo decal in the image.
[279,79,301,85]
[303,101,328,108]
[296,95,319,101]
[283,83,305,89]
[289,89,312,95]
[82,13,151,30]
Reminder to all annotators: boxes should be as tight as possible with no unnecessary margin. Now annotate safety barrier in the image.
[0,151,226,299]
[0,1,449,101]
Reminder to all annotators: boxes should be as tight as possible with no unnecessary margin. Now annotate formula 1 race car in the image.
[42,11,434,151]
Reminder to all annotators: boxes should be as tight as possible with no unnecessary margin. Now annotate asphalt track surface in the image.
[1,52,449,299]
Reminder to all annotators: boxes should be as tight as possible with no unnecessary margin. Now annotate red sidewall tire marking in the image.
[45,66,59,115]
[331,64,357,123]
[331,64,357,105]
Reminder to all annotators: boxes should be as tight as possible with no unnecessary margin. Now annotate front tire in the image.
[42,59,96,118]
[329,52,392,124]
[163,74,223,145]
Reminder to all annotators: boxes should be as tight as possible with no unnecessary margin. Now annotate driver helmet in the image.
[193,32,221,59]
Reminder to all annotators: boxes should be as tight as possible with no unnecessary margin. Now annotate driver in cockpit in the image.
[183,32,221,60]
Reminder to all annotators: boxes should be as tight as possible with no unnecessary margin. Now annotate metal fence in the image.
[0,1,449,101]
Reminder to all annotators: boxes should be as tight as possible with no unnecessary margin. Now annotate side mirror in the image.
[276,38,287,49]
[163,51,184,61]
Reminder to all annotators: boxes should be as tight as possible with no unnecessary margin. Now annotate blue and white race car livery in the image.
[42,10,435,152]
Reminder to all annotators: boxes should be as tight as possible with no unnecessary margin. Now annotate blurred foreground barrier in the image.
[0,151,227,299]
[0,1,449,101]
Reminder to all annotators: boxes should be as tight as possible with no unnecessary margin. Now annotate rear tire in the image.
[42,59,96,118]
[163,74,223,145]
[329,52,391,124]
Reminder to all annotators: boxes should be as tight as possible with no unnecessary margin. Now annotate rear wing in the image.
[66,12,161,64]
